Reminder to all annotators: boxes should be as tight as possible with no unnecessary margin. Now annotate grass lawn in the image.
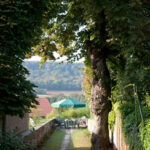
[45,129,65,150]
[69,129,91,150]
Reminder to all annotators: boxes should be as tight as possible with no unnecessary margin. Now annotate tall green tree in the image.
[34,0,150,149]
[0,0,55,122]
[106,0,150,104]
[35,1,112,149]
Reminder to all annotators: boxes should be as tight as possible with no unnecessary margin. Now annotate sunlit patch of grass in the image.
[45,129,65,150]
[69,129,91,150]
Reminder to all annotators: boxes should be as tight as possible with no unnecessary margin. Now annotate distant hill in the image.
[23,61,83,94]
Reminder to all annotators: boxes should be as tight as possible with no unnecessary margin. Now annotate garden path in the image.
[60,129,71,150]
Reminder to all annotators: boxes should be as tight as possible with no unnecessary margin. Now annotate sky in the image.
[25,55,84,63]
[26,56,41,61]
[25,48,84,63]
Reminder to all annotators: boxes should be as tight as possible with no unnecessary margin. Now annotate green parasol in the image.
[51,98,86,108]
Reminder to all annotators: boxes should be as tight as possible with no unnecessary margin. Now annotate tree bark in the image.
[2,115,6,132]
[84,10,112,150]
[88,48,112,150]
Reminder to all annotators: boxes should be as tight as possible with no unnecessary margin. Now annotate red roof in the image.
[35,98,52,117]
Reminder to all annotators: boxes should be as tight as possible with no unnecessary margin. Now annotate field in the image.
[38,91,82,97]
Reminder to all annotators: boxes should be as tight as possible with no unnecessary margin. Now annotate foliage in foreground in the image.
[0,0,54,116]
[0,131,31,150]
[119,104,150,150]
[45,129,65,150]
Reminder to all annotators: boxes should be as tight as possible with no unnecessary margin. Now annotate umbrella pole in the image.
[58,108,60,117]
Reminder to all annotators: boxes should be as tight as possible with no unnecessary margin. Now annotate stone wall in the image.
[88,113,129,150]
[111,111,129,150]
[0,114,29,135]
[22,119,56,147]
[5,114,29,135]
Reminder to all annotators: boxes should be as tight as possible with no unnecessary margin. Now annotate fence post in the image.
[133,85,144,126]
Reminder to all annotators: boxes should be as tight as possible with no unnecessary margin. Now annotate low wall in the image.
[112,111,129,150]
[88,114,129,150]
[22,119,56,147]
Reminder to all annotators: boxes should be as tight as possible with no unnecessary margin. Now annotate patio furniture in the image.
[79,116,87,127]
[56,117,65,128]
[64,119,69,128]
[64,118,73,128]
[64,118,80,128]
[51,98,86,128]
[75,119,80,128]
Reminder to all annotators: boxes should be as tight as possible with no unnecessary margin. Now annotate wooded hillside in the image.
[23,61,83,93]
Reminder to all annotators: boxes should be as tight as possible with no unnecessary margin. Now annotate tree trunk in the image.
[84,10,112,149]
[2,115,6,132]
[88,48,112,150]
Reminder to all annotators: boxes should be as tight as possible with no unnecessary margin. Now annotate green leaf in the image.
[90,34,95,41]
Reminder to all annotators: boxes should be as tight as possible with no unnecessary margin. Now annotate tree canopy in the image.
[1,0,150,149]
[33,1,150,149]
[0,0,55,116]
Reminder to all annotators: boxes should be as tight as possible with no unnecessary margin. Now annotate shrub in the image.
[119,104,150,150]
[0,131,31,150]
[46,108,90,119]
[108,109,115,131]
[60,108,90,119]
[46,109,58,119]
[139,119,150,150]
